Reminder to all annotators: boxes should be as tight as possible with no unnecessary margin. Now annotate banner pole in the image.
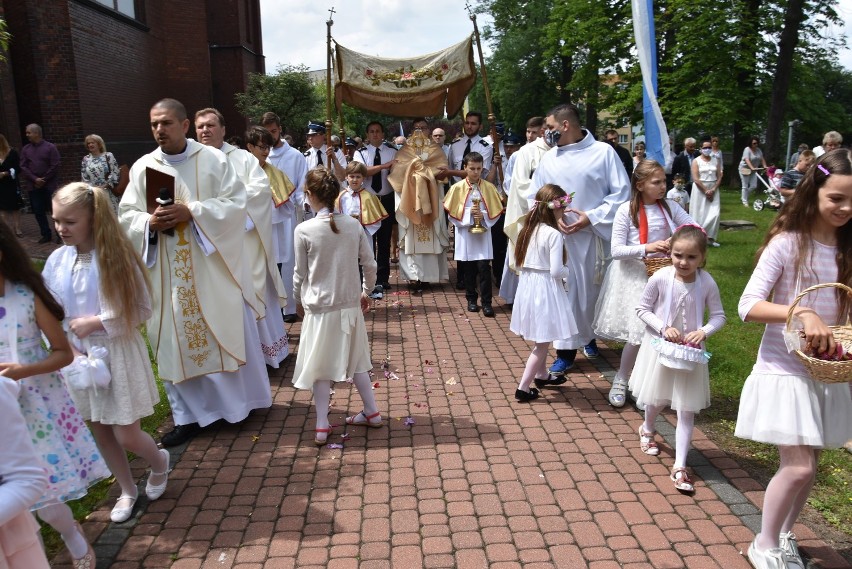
[467,5,503,184]
[325,8,335,150]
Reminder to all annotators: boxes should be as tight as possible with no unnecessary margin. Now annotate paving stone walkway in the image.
[30,236,847,568]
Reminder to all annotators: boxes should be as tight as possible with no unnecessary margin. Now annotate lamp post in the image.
[785,119,801,171]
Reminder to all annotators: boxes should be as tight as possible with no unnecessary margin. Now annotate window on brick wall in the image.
[94,0,135,18]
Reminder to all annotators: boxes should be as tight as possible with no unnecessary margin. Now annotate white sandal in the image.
[670,467,694,493]
[639,426,660,456]
[608,376,628,407]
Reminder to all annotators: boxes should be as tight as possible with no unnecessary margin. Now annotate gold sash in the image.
[263,162,295,207]
[443,178,504,221]
[335,189,389,226]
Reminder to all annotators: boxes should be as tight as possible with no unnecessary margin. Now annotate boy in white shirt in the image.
[443,152,505,317]
[336,162,388,247]
[666,173,690,212]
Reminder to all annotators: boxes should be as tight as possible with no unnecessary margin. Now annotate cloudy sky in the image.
[258,0,852,75]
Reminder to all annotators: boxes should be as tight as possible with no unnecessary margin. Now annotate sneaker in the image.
[710,240,721,248]
[779,532,805,569]
[742,201,750,208]
[747,538,788,569]
[369,285,383,300]
[608,376,628,407]
[583,340,600,359]
[548,356,573,375]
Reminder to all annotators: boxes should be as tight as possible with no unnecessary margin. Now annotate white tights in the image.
[643,405,695,469]
[614,343,640,383]
[37,503,88,559]
[313,371,379,429]
[88,420,167,497]
[517,343,549,392]
[755,445,818,551]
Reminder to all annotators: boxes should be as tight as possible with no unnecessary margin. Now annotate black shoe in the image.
[409,280,423,293]
[37,236,51,244]
[282,313,298,323]
[482,305,495,317]
[467,301,480,312]
[534,374,568,389]
[456,282,465,290]
[380,282,391,291]
[160,422,201,447]
[515,388,540,402]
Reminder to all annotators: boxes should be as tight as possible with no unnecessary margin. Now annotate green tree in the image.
[234,64,322,136]
[0,19,11,62]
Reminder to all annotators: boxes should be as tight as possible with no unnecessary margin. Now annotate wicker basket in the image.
[644,256,672,277]
[785,282,852,384]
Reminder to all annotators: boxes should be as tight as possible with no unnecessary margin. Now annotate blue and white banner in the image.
[632,0,670,166]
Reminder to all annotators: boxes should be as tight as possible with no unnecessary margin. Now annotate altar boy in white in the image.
[444,152,505,317]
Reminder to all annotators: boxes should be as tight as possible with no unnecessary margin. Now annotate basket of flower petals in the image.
[651,337,711,371]
[786,282,852,384]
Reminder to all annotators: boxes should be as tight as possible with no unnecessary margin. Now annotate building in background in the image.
[0,0,263,181]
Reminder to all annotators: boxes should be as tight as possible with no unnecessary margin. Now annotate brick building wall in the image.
[0,0,263,186]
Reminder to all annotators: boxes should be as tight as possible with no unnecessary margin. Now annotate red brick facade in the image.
[0,0,263,185]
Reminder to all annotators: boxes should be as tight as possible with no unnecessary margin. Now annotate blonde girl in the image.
[292,168,382,445]
[44,183,169,524]
[593,160,694,407]
[735,149,852,569]
[510,184,578,401]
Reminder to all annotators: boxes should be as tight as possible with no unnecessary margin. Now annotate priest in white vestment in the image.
[499,120,551,303]
[119,99,272,447]
[386,129,450,287]
[531,104,630,374]
[263,112,308,322]
[195,109,289,368]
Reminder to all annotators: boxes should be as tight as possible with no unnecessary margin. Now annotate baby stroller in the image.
[752,168,782,211]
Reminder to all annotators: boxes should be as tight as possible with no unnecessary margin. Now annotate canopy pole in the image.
[325,8,335,149]
[467,3,503,184]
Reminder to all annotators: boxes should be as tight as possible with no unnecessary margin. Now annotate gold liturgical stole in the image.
[387,131,447,227]
[444,178,504,222]
[335,189,388,226]
[263,162,295,207]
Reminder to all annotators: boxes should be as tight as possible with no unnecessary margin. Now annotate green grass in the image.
[700,187,851,536]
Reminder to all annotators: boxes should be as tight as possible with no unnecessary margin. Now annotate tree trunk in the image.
[764,0,806,164]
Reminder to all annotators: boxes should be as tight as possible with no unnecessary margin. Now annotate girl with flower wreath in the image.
[593,159,695,408]
[510,184,578,402]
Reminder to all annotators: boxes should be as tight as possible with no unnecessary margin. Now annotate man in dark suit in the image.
[671,137,698,184]
[604,129,633,179]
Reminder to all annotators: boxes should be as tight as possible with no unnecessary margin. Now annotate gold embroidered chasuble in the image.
[119,140,248,383]
[387,135,449,257]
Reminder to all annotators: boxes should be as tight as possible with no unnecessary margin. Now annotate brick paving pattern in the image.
[22,219,846,569]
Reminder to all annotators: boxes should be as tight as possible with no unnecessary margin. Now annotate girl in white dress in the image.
[628,225,726,493]
[0,218,109,568]
[594,160,694,407]
[690,138,722,246]
[510,184,578,402]
[44,183,170,524]
[735,149,852,569]
[292,168,382,445]
[0,375,49,569]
